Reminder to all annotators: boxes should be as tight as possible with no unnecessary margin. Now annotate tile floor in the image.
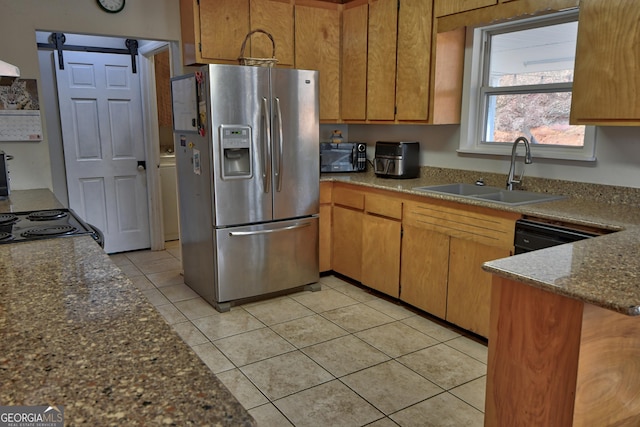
[110,241,487,427]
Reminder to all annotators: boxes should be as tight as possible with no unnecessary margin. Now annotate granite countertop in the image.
[321,171,640,316]
[0,192,256,426]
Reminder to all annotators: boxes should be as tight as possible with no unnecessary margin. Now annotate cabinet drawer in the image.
[333,186,364,210]
[365,194,402,220]
[404,200,517,249]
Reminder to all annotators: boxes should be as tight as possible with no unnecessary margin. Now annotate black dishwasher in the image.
[514,219,599,254]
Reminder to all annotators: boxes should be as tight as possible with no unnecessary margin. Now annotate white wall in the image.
[348,124,640,188]
[0,0,180,191]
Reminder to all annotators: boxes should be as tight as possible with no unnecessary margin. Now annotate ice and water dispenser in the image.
[220,125,252,179]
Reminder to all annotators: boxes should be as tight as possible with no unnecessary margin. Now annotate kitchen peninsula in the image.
[0,190,256,426]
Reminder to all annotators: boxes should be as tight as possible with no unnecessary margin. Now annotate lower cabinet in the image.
[400,225,449,319]
[446,237,511,337]
[361,194,402,298]
[324,183,519,338]
[319,182,333,272]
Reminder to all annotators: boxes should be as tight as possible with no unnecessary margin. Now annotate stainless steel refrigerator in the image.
[171,64,320,312]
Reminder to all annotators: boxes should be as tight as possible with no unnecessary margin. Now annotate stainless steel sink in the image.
[472,189,565,205]
[413,183,502,196]
[413,183,566,206]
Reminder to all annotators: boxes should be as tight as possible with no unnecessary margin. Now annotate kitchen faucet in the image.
[506,136,533,191]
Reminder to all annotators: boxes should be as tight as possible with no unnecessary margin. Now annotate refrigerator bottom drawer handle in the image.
[229,222,311,236]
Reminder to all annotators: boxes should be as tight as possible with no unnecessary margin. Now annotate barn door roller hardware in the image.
[39,32,139,73]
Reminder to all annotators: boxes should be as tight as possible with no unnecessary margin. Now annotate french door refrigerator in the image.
[171,64,320,312]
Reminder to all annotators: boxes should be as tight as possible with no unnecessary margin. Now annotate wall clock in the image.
[96,0,125,13]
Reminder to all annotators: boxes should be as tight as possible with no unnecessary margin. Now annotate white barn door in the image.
[55,51,150,253]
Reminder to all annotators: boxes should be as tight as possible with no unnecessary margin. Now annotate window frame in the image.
[458,9,597,162]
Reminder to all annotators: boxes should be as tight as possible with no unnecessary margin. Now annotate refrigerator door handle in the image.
[228,221,311,236]
[274,97,284,192]
[261,97,271,193]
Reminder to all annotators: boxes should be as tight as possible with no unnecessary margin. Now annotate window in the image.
[459,10,596,161]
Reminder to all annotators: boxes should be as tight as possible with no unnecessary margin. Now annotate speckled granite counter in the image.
[0,191,256,426]
[321,170,640,316]
[0,189,65,211]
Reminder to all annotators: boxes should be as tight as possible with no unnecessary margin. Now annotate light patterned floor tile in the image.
[170,321,209,347]
[174,297,221,320]
[193,309,264,341]
[450,376,487,412]
[158,283,199,302]
[341,360,443,415]
[146,270,184,288]
[332,283,379,302]
[125,249,175,264]
[242,297,314,326]
[445,336,488,364]
[136,257,182,275]
[302,335,390,377]
[214,328,295,366]
[190,342,234,374]
[216,368,269,409]
[401,315,461,342]
[270,314,349,348]
[240,351,333,401]
[364,298,416,320]
[155,303,187,324]
[366,417,401,427]
[274,380,383,427]
[291,288,359,313]
[128,275,155,291]
[249,404,293,427]
[141,288,170,306]
[355,321,439,358]
[322,303,395,333]
[390,392,484,427]
[317,274,351,289]
[118,264,143,278]
[398,344,487,390]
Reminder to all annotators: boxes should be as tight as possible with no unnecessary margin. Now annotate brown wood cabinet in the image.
[331,185,364,281]
[295,1,341,121]
[401,198,519,337]
[180,0,294,66]
[361,193,402,298]
[400,225,449,319]
[319,182,333,272]
[250,0,295,67]
[435,0,496,18]
[340,0,368,120]
[366,0,398,120]
[570,0,640,126]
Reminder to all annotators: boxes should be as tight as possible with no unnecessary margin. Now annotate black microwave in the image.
[320,142,367,173]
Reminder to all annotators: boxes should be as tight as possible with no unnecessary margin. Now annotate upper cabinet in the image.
[295,1,341,121]
[570,0,640,126]
[366,0,399,121]
[341,1,368,120]
[180,0,294,66]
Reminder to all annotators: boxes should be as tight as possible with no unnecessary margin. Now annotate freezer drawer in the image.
[214,216,319,302]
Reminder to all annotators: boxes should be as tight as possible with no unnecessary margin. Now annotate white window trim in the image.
[458,10,597,162]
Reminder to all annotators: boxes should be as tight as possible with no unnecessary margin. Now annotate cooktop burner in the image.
[27,210,68,221]
[0,209,101,246]
[22,224,78,237]
[0,213,18,225]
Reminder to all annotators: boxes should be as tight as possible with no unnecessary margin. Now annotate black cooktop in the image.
[0,209,100,245]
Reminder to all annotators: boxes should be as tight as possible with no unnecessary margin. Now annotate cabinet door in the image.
[361,215,401,298]
[250,0,294,66]
[396,0,433,121]
[341,1,369,120]
[319,182,333,273]
[332,206,363,281]
[199,0,250,63]
[295,3,341,121]
[447,238,510,338]
[367,0,398,120]
[319,204,332,272]
[400,225,449,319]
[570,0,640,125]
